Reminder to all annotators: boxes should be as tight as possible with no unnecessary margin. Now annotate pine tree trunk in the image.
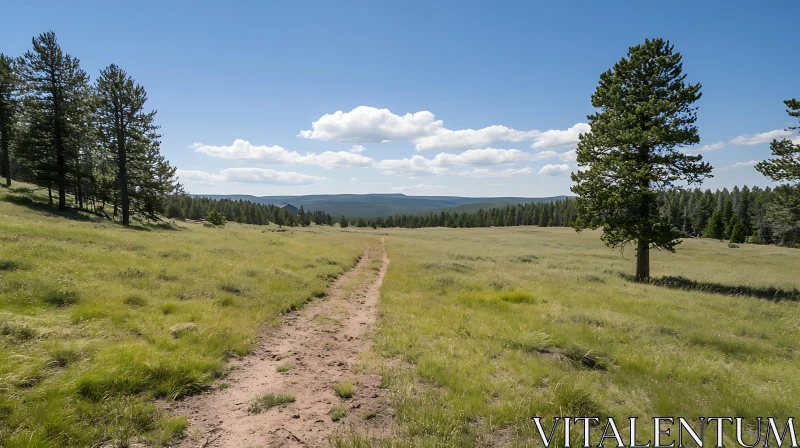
[635,239,650,281]
[116,111,130,226]
[48,187,52,206]
[1,124,10,187]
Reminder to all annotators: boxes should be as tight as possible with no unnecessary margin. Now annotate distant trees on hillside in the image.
[571,38,712,281]
[0,31,180,224]
[755,98,800,246]
[345,188,797,249]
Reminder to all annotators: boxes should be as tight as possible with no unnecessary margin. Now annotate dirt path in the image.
[169,241,392,447]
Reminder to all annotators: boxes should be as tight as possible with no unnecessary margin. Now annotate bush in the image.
[205,209,226,226]
[42,289,80,307]
[333,381,354,399]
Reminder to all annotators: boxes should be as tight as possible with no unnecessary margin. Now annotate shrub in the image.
[276,362,293,373]
[205,209,227,226]
[333,381,354,399]
[329,406,348,422]
[42,289,80,307]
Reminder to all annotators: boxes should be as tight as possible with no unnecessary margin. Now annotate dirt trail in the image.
[170,241,392,447]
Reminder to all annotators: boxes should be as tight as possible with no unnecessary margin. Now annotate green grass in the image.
[0,184,375,447]
[330,406,348,422]
[276,362,293,373]
[343,226,800,447]
[333,381,355,399]
[247,392,296,414]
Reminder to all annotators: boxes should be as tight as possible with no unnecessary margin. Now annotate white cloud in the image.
[349,177,358,182]
[458,167,533,178]
[190,140,375,169]
[177,168,324,186]
[531,123,590,150]
[730,129,793,145]
[391,184,448,192]
[175,169,221,185]
[376,148,539,177]
[298,106,442,143]
[428,148,531,166]
[692,141,725,153]
[414,126,539,152]
[728,160,758,169]
[376,155,448,177]
[538,164,571,176]
[298,106,588,152]
[350,145,366,153]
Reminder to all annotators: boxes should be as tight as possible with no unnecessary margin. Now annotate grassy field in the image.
[339,226,800,447]
[0,185,376,447]
[3,183,800,448]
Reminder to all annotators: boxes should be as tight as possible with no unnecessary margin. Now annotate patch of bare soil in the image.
[168,241,392,447]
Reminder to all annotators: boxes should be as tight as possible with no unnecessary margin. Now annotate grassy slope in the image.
[0,185,375,447]
[343,227,800,447]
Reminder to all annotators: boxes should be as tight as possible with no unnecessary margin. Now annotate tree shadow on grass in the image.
[624,274,800,302]
[1,194,96,223]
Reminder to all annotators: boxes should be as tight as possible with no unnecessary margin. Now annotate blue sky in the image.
[2,1,798,197]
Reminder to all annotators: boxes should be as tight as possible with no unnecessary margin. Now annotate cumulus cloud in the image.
[298,106,587,152]
[349,177,359,183]
[177,168,324,186]
[190,140,375,169]
[350,145,366,153]
[376,156,448,177]
[298,106,442,143]
[538,164,571,176]
[414,126,539,152]
[531,123,590,150]
[730,129,793,145]
[458,167,533,178]
[376,148,538,177]
[390,184,448,192]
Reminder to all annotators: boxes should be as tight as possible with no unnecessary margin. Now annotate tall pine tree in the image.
[17,31,91,210]
[95,64,177,225]
[756,98,800,246]
[0,54,19,187]
[571,38,712,281]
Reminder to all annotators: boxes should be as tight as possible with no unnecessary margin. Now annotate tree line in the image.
[344,187,797,248]
[165,195,334,228]
[0,32,179,225]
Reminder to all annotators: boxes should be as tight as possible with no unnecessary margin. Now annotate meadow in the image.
[340,226,800,447]
[2,183,800,447]
[0,185,375,447]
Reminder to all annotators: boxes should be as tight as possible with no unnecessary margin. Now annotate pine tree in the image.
[756,98,800,246]
[17,31,91,210]
[571,38,712,281]
[95,64,177,225]
[705,209,725,240]
[0,54,19,187]
[339,215,348,228]
[273,207,285,228]
[729,217,747,244]
[205,209,226,226]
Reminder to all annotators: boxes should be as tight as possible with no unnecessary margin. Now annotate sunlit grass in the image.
[0,184,374,447]
[343,226,800,447]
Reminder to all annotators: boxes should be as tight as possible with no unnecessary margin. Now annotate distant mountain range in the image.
[192,193,571,218]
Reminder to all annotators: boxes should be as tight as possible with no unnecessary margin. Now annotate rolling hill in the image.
[192,193,571,217]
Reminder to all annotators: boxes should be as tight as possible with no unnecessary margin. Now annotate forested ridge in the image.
[173,185,799,247]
